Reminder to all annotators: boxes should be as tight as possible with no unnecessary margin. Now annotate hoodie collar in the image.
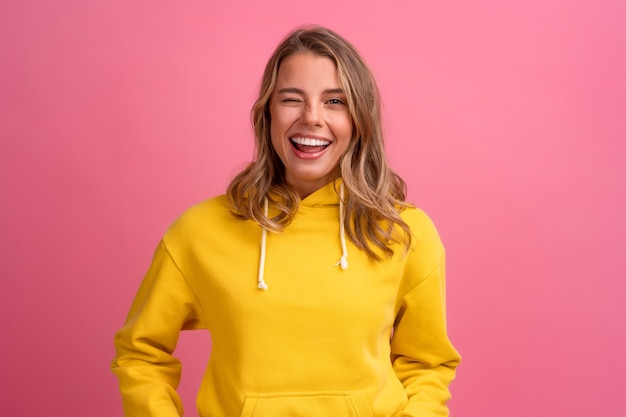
[257,178,348,291]
[300,178,343,207]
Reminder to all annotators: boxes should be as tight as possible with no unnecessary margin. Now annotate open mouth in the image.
[290,137,331,153]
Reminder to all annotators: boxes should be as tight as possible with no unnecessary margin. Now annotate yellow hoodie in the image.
[112,181,460,417]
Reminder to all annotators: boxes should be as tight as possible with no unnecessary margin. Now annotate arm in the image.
[392,256,461,416]
[391,208,461,417]
[111,240,205,417]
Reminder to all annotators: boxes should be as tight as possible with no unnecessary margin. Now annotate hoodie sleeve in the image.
[111,240,205,417]
[391,212,461,417]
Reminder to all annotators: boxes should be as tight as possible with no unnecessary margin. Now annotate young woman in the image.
[112,26,461,417]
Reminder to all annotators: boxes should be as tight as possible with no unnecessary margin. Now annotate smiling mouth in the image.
[290,137,331,153]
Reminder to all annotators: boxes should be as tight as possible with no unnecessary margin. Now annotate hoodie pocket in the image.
[240,391,374,417]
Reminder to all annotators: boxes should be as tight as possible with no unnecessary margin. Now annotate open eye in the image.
[327,98,345,105]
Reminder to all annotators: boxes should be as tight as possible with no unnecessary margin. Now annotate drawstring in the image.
[257,184,349,290]
[335,184,349,270]
[257,199,269,290]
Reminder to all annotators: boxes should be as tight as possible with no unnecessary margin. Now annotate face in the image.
[269,52,353,198]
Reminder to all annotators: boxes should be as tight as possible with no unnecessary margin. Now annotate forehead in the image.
[275,53,341,88]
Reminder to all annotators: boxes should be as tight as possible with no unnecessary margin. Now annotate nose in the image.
[301,102,323,126]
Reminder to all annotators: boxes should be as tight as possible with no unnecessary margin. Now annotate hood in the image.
[257,179,348,290]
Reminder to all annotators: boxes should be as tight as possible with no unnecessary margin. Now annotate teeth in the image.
[291,137,330,146]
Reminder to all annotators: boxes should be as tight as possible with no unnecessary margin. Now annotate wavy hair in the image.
[227,26,411,260]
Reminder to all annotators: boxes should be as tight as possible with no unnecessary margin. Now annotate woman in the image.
[112,26,460,417]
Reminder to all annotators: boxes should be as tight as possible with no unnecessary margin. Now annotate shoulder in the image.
[400,206,443,247]
[389,206,447,297]
[164,194,232,241]
[175,194,230,223]
[400,205,436,228]
[179,194,230,220]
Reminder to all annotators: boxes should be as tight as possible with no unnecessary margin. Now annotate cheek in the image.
[268,108,281,142]
[338,115,354,141]
[269,110,292,138]
[269,127,282,154]
[269,120,287,160]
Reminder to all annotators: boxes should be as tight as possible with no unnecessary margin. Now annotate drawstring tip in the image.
[258,281,268,290]
[335,256,349,270]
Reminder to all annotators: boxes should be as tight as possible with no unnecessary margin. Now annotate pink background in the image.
[2,1,625,416]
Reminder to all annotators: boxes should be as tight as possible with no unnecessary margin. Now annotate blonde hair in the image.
[227,26,411,260]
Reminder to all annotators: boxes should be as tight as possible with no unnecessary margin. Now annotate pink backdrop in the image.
[2,1,625,416]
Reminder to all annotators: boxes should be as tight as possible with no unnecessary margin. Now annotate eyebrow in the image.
[276,87,345,95]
